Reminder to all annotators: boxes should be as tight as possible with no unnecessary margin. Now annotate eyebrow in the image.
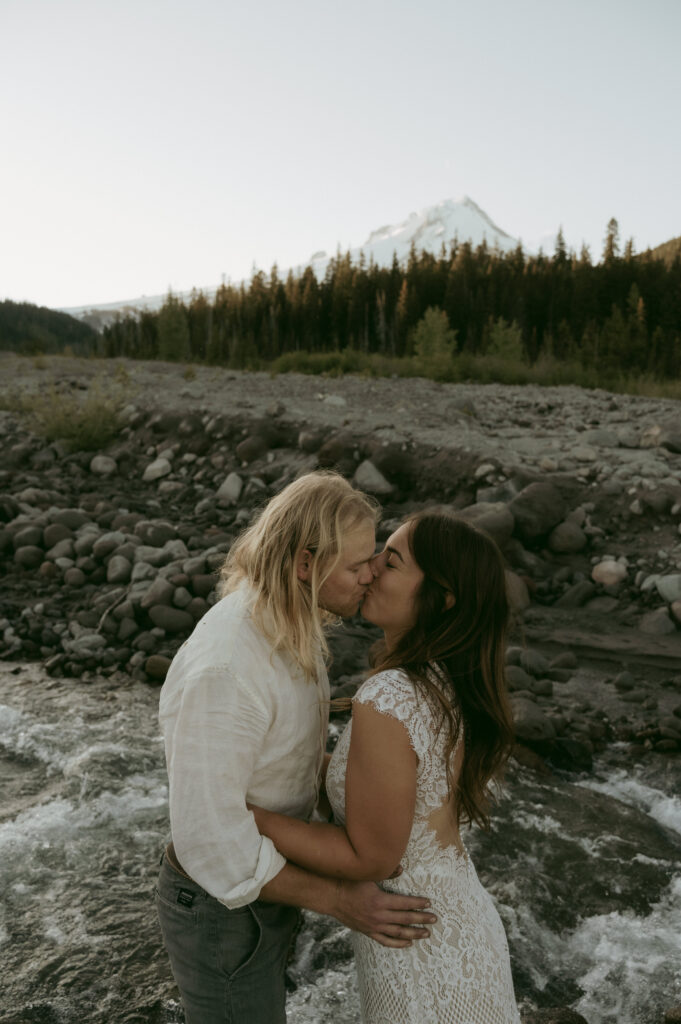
[386,545,405,563]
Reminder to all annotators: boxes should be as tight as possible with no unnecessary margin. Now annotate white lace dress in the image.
[326,669,521,1024]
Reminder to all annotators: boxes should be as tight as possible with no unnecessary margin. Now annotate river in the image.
[1,660,679,1024]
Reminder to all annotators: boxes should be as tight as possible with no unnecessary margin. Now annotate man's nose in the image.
[369,553,383,578]
[358,563,374,585]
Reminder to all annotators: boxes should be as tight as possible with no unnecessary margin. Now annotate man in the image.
[156,471,435,1024]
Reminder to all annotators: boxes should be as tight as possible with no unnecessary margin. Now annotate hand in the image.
[332,879,436,949]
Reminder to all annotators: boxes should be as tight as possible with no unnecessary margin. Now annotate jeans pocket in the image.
[154,885,200,924]
[215,903,262,980]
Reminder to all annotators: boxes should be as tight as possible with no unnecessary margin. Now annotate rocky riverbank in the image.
[1,354,681,1024]
[1,354,680,771]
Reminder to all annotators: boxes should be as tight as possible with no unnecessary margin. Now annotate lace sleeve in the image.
[353,669,430,759]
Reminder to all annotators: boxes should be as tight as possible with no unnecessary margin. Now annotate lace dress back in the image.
[326,669,521,1024]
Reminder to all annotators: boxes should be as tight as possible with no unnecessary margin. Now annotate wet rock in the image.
[550,736,593,770]
[145,654,171,681]
[142,456,172,482]
[353,460,393,496]
[511,697,557,742]
[216,472,243,506]
[509,482,567,542]
[148,605,194,633]
[521,1006,589,1023]
[639,608,676,635]
[459,502,515,546]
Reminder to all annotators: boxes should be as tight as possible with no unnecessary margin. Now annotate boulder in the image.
[511,698,557,742]
[353,460,393,496]
[547,520,587,554]
[509,483,566,543]
[459,502,515,547]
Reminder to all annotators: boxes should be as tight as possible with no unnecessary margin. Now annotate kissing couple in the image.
[156,471,521,1023]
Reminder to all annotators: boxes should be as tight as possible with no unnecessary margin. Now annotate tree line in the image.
[100,219,681,381]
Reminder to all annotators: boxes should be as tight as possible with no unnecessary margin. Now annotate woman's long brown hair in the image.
[370,511,514,830]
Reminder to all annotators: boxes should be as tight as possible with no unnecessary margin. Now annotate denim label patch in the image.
[177,888,195,907]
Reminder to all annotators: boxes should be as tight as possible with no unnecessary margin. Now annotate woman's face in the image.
[361,522,424,642]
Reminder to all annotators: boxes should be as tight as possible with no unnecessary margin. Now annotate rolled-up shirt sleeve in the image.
[163,665,287,908]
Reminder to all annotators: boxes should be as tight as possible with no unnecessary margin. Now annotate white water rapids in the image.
[1,660,679,1024]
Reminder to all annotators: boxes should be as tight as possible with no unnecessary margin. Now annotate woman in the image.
[251,511,521,1023]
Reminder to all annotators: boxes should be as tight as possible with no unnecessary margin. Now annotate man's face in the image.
[317,519,376,618]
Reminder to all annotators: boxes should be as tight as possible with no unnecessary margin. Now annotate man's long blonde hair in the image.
[219,472,378,680]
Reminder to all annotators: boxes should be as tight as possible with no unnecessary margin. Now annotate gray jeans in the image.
[155,854,300,1024]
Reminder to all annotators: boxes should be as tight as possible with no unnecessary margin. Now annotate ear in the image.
[444,590,455,610]
[296,548,313,582]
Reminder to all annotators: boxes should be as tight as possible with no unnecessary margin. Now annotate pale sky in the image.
[1,0,679,310]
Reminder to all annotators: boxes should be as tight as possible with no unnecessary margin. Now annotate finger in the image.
[369,933,413,949]
[377,924,431,940]
[386,910,437,925]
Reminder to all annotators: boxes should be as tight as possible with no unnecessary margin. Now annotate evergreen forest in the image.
[4,219,681,391]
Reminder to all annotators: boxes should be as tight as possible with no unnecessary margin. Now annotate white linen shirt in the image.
[159,582,330,908]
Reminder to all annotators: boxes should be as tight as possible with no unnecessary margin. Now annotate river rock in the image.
[89,454,117,476]
[671,600,681,625]
[548,520,587,554]
[216,472,243,506]
[43,522,73,548]
[639,608,676,635]
[509,482,566,542]
[353,460,393,496]
[148,605,194,633]
[145,654,172,681]
[554,580,596,608]
[236,434,268,463]
[506,571,530,613]
[658,419,681,453]
[134,519,177,546]
[506,665,534,692]
[655,574,681,603]
[106,555,132,584]
[140,577,175,609]
[511,697,557,742]
[13,525,44,548]
[591,560,627,586]
[459,502,515,546]
[46,538,76,561]
[92,531,126,561]
[519,649,550,677]
[64,567,86,586]
[143,457,172,482]
[14,545,44,568]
